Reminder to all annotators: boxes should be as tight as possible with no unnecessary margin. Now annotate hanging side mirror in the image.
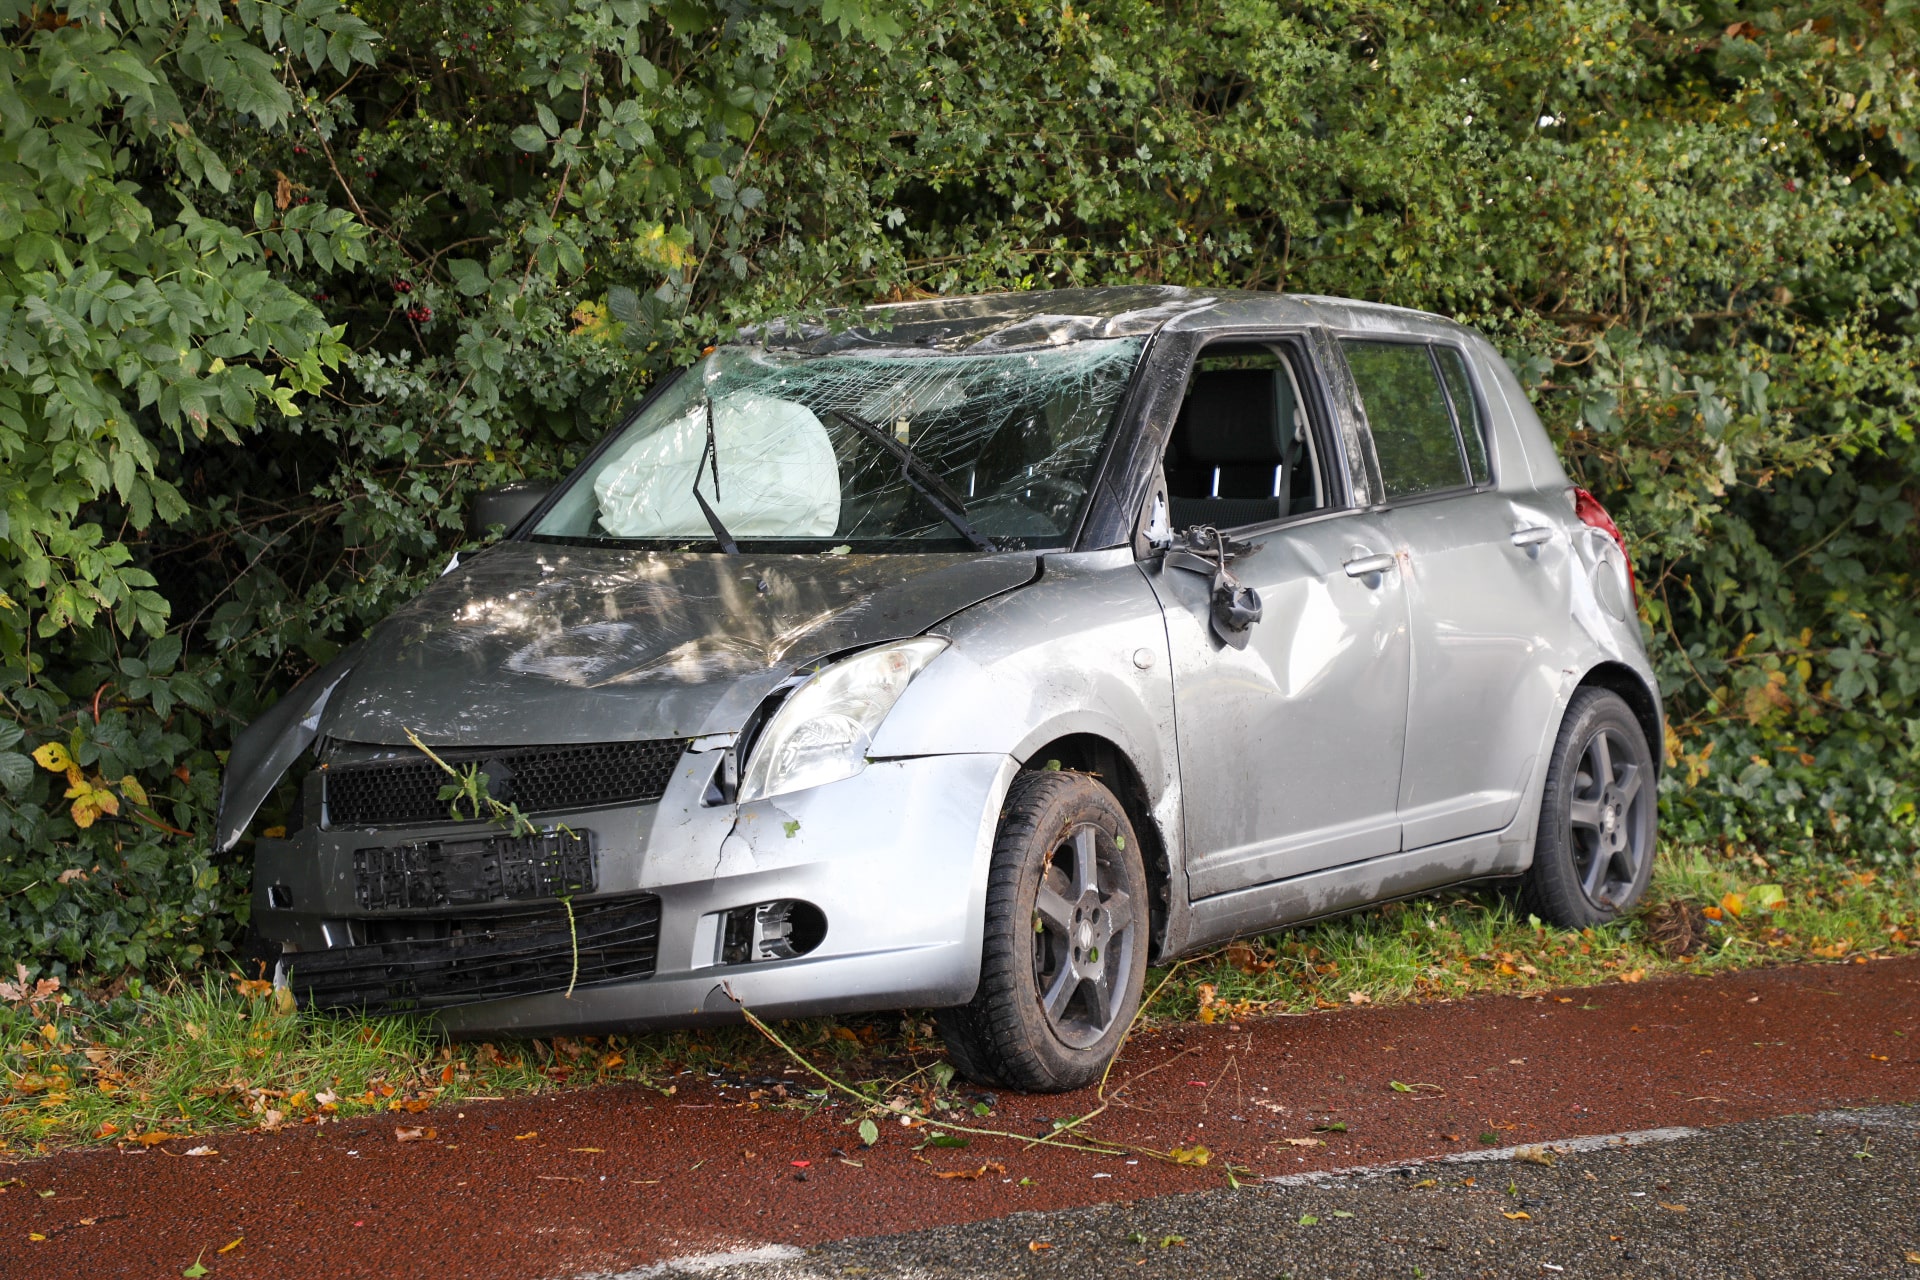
[468,482,554,539]
[1164,525,1262,650]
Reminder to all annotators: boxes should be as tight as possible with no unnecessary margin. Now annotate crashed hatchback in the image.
[222,286,1660,1091]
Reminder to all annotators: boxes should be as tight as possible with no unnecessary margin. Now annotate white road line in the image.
[1261,1124,1704,1188]
[586,1244,808,1279]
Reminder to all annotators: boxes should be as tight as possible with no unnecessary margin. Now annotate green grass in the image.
[3,847,1914,1155]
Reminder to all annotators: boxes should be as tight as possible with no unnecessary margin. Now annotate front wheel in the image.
[938,770,1149,1092]
[1521,688,1658,928]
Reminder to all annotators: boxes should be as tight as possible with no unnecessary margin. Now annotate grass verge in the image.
[3,847,1914,1156]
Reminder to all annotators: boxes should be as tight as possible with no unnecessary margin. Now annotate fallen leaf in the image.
[218,1238,243,1254]
[935,1162,1006,1180]
[1347,991,1372,1005]
[1619,969,1646,983]
[1904,1250,1920,1264]
[1170,1143,1211,1166]
[512,1131,538,1140]
[569,1148,605,1153]
[129,1131,173,1147]
[1298,1213,1320,1226]
[857,1119,880,1146]
[184,1146,218,1157]
[1028,1241,1052,1252]
[790,1160,811,1168]
[182,1254,209,1278]
[1513,1145,1554,1167]
[1282,1137,1323,1147]
[1313,1121,1348,1133]
[1413,1178,1438,1188]
[395,1127,436,1143]
[1720,892,1746,919]
[1330,1210,1354,1219]
[1390,1080,1412,1092]
[29,1233,46,1242]
[1657,1202,1688,1212]
[1502,1210,1531,1220]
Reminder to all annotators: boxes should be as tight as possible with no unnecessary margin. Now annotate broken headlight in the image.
[736,636,947,803]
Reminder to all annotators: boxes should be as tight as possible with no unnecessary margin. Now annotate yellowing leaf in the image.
[1720,891,1746,919]
[1170,1143,1211,1166]
[119,775,149,806]
[1657,1201,1688,1212]
[31,743,73,772]
[218,1238,243,1254]
[1749,884,1785,911]
[1502,1210,1531,1220]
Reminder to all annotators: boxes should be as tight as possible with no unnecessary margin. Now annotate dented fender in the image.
[214,641,364,854]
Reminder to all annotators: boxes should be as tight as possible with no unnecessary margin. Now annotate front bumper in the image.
[250,751,1016,1036]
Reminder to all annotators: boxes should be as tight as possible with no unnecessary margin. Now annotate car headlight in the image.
[737,637,949,803]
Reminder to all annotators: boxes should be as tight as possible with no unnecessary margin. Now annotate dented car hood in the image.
[215,541,1038,851]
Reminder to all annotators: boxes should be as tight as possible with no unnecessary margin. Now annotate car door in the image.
[1338,337,1564,850]
[1145,336,1412,901]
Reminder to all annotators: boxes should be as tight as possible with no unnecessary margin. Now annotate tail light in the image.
[1571,487,1635,599]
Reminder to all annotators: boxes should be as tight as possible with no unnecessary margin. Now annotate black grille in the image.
[288,895,661,1012]
[324,739,688,827]
[353,829,596,911]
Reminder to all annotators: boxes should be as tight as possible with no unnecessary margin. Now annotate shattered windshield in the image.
[532,339,1145,551]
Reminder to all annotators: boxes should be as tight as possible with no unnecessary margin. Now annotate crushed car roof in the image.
[738,286,1463,354]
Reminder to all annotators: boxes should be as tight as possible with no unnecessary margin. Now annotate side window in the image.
[1162,344,1330,531]
[1341,339,1467,498]
[1433,346,1490,485]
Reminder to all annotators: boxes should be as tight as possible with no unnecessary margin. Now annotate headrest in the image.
[1174,369,1293,465]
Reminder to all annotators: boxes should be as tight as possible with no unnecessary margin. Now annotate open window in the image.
[1161,343,1330,532]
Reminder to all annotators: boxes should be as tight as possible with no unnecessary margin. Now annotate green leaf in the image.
[857,1119,879,1147]
[510,125,548,152]
[448,258,491,297]
[0,752,33,795]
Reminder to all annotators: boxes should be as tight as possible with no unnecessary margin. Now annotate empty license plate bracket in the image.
[353,829,596,910]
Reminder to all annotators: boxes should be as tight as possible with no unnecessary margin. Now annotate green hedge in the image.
[2,0,1915,978]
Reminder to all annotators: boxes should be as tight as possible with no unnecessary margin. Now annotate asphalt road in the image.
[629,1107,1919,1279]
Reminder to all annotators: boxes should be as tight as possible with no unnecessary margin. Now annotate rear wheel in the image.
[938,770,1148,1092]
[1521,688,1658,928]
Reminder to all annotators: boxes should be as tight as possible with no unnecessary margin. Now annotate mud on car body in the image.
[222,287,1659,1091]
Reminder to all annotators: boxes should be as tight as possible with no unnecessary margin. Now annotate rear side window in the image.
[1340,339,1487,498]
[1433,346,1489,485]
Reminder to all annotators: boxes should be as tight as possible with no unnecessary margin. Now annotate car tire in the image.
[938,770,1150,1093]
[1521,688,1658,928]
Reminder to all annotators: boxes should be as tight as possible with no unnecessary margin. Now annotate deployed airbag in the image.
[592,394,841,538]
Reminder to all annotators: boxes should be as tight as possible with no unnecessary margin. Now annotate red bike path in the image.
[6,954,1916,1279]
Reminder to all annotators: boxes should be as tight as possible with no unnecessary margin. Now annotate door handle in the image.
[1343,552,1397,579]
[1510,525,1554,548]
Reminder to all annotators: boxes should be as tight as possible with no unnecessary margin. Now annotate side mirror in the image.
[468,481,554,539]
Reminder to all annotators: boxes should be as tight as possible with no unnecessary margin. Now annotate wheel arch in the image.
[1018,733,1173,959]
[1572,660,1664,762]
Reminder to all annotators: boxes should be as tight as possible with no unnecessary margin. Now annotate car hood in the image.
[319,541,1040,747]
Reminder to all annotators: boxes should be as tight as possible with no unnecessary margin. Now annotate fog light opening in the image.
[267,883,294,910]
[719,899,827,964]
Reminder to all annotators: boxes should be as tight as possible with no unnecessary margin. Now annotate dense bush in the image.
[2,0,1915,977]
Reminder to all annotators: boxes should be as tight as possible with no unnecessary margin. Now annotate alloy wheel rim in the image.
[1031,823,1135,1049]
[1566,725,1650,909]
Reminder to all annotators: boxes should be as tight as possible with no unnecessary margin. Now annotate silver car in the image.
[220,286,1659,1091]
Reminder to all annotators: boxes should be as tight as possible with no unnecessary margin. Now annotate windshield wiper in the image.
[691,398,740,554]
[825,407,998,552]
